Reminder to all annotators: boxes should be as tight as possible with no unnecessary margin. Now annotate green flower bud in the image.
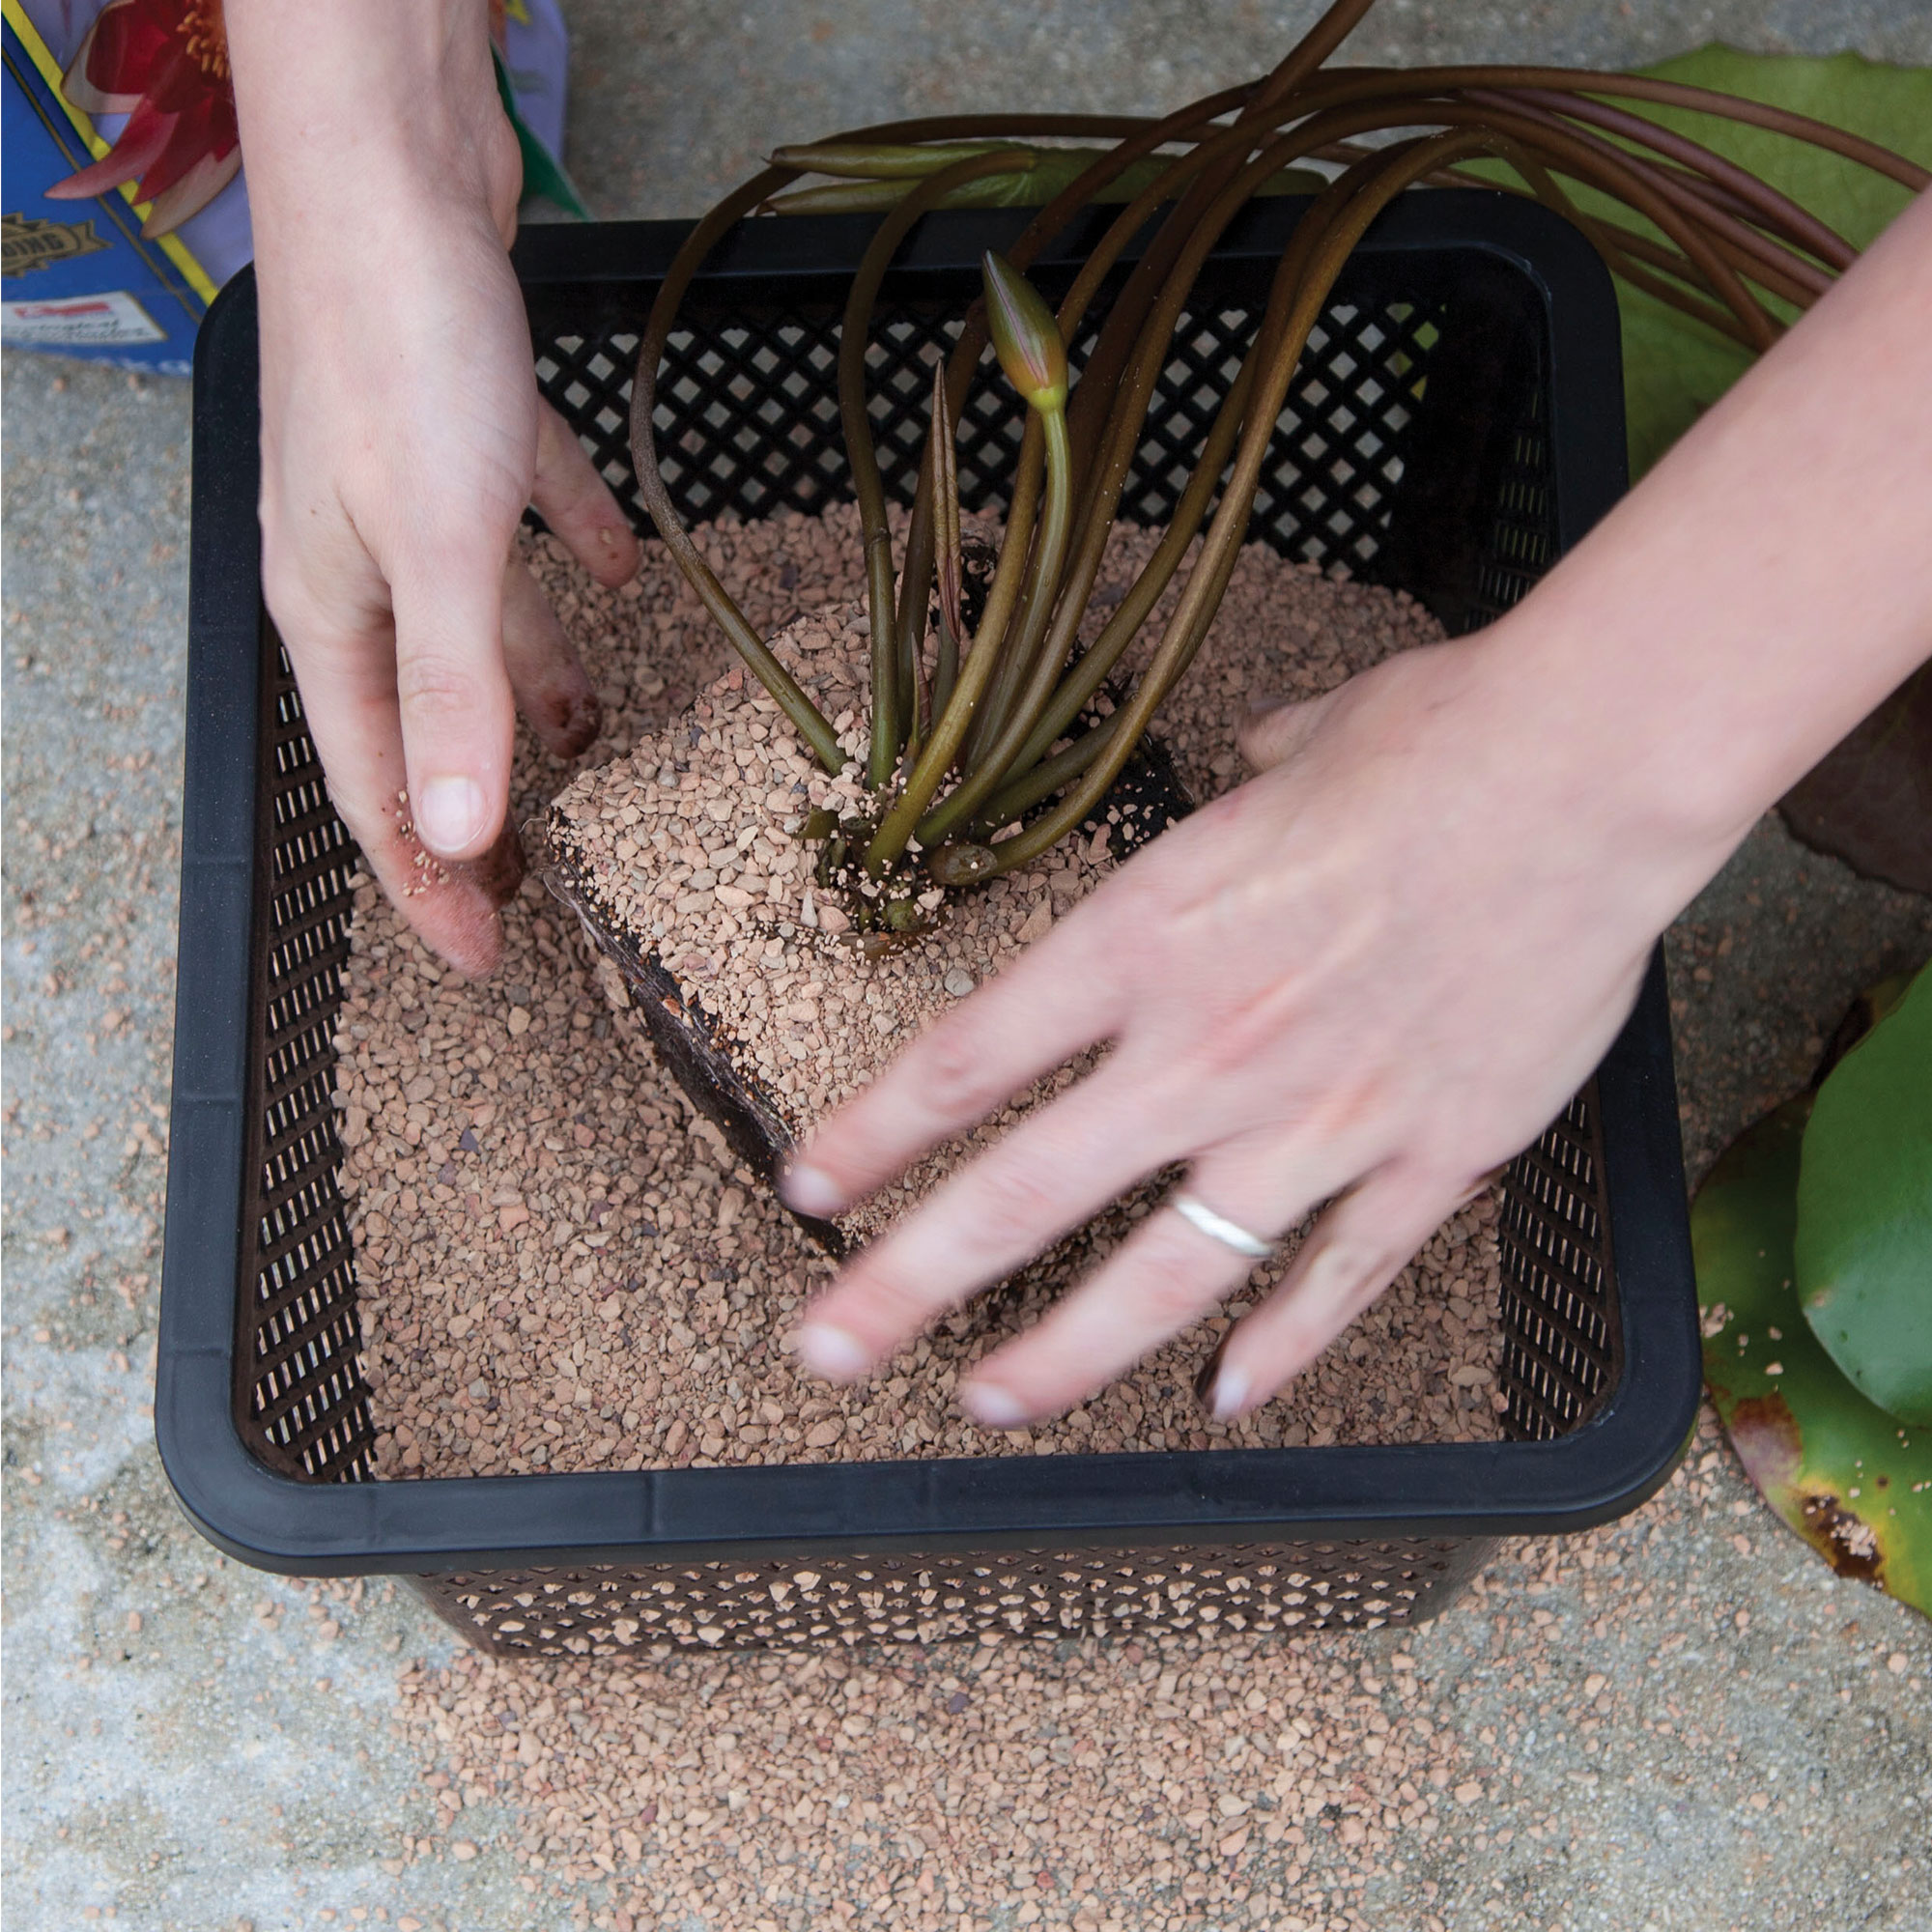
[981,251,1067,415]
[770,141,1010,181]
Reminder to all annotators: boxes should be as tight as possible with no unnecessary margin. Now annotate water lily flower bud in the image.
[770,141,1009,180]
[981,252,1067,415]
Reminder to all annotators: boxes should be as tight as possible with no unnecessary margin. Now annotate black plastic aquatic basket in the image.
[160,193,1700,1654]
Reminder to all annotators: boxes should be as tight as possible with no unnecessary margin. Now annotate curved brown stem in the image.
[1490,86,1859,269]
[985,128,1507,876]
[1277,65,1929,192]
[628,114,1222,769]
[838,149,1039,786]
[888,85,1264,701]
[1463,88,1837,298]
[1052,0,1375,482]
[627,166,849,768]
[1303,91,1783,349]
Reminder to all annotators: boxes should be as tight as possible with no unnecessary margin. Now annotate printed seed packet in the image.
[2,0,574,374]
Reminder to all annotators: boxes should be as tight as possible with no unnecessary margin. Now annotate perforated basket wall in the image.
[223,210,1634,1647]
[536,294,1461,599]
[414,1539,1493,1656]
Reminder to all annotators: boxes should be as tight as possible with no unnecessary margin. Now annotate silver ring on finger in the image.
[1169,1191,1275,1261]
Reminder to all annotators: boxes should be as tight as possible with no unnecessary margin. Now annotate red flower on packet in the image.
[44,0,239,238]
[42,2,534,241]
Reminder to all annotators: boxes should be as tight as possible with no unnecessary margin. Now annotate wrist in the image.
[1459,616,1751,933]
[1474,187,1932,889]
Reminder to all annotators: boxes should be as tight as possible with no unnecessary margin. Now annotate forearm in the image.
[1480,187,1932,910]
[226,0,509,244]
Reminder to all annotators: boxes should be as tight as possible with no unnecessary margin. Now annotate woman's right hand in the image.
[228,0,640,976]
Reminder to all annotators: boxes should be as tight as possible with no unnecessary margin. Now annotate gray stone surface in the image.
[562,0,1932,216]
[4,4,1928,1928]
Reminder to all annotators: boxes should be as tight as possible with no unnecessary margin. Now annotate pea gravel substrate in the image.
[345,509,1505,1485]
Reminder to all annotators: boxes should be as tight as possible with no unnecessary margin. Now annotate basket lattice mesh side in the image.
[240,274,1598,1492]
[240,639,375,1481]
[1469,387,1554,623]
[1495,1088,1621,1440]
[409,1539,1493,1657]
[535,295,1442,573]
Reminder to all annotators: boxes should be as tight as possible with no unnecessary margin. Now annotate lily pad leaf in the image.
[1695,1094,1930,1617]
[1465,48,1932,479]
[1796,962,1932,1423]
[1618,46,1932,478]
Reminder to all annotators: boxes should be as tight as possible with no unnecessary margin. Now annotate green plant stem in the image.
[838,150,1038,787]
[911,358,965,753]
[991,214,1327,791]
[940,120,1278,777]
[770,140,1026,178]
[930,606,959,731]
[862,420,1050,878]
[763,156,1326,217]
[972,711,1121,834]
[917,137,1331,850]
[957,404,1075,776]
[963,121,1377,814]
[986,128,1498,876]
[886,85,1263,706]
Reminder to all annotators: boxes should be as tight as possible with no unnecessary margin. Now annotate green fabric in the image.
[493,46,590,221]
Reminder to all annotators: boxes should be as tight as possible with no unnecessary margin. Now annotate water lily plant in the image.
[625,0,1926,910]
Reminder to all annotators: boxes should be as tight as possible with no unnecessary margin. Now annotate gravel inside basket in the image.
[540,596,1195,1261]
[339,506,1504,1478]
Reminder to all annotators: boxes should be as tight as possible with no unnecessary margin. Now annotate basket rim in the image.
[159,193,1699,1577]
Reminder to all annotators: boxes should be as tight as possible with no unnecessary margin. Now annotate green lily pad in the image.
[1796,963,1932,1424]
[1695,1094,1931,1617]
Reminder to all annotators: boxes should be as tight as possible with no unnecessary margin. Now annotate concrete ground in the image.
[4,3,1929,1928]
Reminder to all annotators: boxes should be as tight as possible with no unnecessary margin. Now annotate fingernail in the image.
[1209,1364,1250,1423]
[415,775,488,854]
[961,1382,1030,1430]
[791,1321,870,1381]
[781,1162,845,1218]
